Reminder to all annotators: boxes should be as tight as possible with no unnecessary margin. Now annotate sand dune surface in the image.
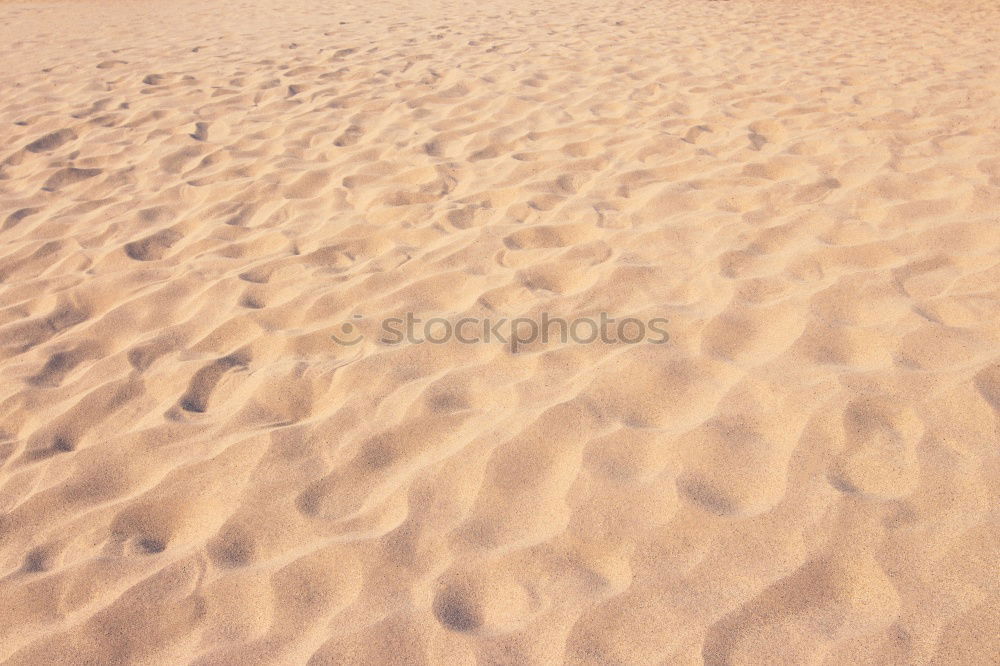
[0,0,998,663]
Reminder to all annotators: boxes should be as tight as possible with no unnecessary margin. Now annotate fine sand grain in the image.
[0,0,998,663]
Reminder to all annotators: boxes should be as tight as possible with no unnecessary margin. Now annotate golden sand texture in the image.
[0,0,998,663]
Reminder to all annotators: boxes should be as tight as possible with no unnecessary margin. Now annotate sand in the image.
[0,0,998,663]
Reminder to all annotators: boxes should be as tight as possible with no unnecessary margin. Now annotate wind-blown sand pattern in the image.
[1,0,998,663]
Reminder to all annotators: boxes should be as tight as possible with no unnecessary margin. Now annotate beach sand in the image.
[0,0,998,663]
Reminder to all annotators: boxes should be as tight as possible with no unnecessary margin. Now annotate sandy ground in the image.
[0,0,998,663]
